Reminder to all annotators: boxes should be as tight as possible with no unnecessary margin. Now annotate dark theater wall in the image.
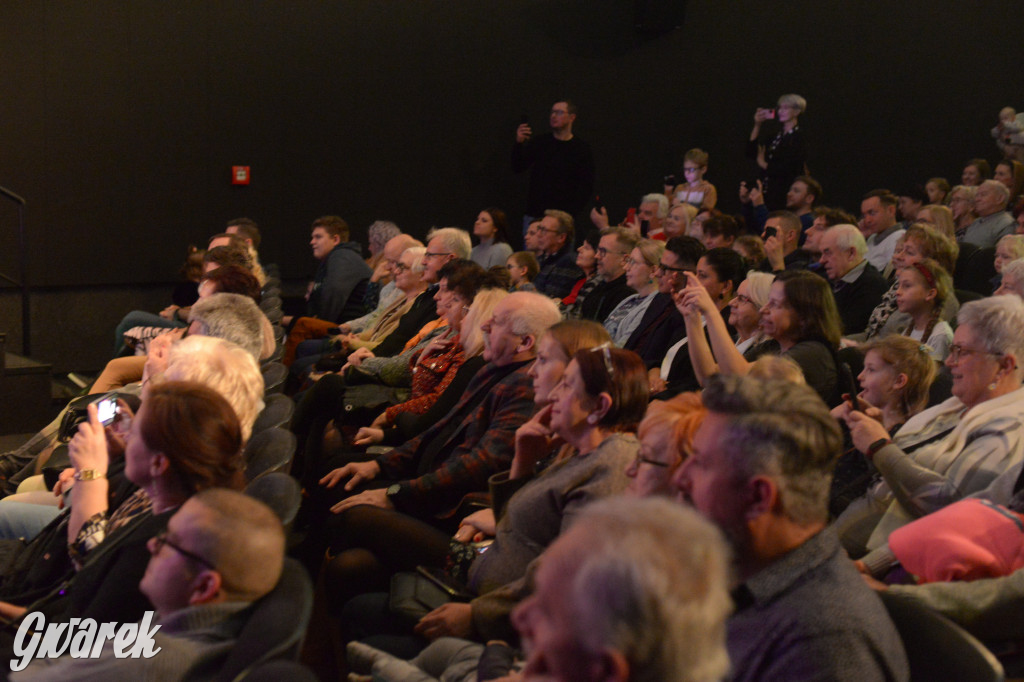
[0,1,1020,367]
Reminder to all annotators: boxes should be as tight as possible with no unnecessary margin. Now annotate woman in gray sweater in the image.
[415,345,649,642]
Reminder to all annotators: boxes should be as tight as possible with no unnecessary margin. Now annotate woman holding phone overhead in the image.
[746,94,808,211]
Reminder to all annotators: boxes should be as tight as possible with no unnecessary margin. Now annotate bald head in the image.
[185,489,285,601]
[384,233,420,261]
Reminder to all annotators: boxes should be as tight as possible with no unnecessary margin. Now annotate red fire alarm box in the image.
[231,166,251,185]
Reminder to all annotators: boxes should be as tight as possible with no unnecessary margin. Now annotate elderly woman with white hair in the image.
[0,335,265,542]
[746,93,808,210]
[836,295,1024,576]
[682,270,775,387]
[995,258,1024,298]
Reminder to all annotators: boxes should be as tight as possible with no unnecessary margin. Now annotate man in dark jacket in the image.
[308,215,373,324]
[819,223,888,336]
[579,227,638,323]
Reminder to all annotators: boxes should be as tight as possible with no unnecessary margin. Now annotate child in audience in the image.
[505,251,539,291]
[667,148,718,209]
[924,177,950,205]
[830,335,937,518]
[733,235,766,269]
[994,234,1024,293]
[894,258,953,360]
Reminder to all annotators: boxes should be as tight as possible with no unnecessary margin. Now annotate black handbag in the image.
[388,566,472,624]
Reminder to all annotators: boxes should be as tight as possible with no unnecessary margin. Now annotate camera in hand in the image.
[57,392,120,442]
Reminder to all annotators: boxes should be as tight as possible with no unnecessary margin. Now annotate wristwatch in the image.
[74,469,105,481]
[865,438,892,459]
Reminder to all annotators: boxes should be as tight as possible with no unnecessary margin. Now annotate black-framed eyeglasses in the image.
[152,531,216,571]
[655,262,688,274]
[535,226,561,234]
[948,344,1003,362]
[424,251,451,260]
[393,262,411,273]
[597,247,629,257]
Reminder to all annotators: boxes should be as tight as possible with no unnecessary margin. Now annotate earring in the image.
[988,381,999,391]
[587,414,599,425]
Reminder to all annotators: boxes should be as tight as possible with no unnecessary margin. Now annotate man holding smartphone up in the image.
[512,100,595,241]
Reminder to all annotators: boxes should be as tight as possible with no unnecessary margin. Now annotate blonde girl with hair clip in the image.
[894,258,954,361]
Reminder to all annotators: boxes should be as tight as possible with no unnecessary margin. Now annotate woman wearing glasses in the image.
[333,246,428,354]
[838,296,1024,577]
[602,238,664,345]
[624,392,704,498]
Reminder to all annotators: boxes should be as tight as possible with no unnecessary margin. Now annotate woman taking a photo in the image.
[746,93,808,210]
[0,380,247,629]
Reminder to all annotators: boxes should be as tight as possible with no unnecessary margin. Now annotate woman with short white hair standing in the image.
[746,93,808,211]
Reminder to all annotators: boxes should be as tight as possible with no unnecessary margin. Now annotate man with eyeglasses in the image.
[577,228,639,322]
[512,100,595,238]
[14,490,289,680]
[532,210,584,299]
[363,228,471,360]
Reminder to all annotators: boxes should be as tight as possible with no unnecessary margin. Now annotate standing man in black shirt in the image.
[512,100,595,241]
